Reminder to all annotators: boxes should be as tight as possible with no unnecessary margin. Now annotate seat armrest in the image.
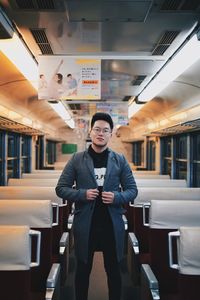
[141,264,160,300]
[46,263,61,288]
[128,232,139,254]
[59,232,69,255]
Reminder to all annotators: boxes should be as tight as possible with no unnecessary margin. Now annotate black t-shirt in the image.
[88,145,112,230]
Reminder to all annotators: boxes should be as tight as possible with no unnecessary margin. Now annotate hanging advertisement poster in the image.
[96,102,128,126]
[38,56,101,100]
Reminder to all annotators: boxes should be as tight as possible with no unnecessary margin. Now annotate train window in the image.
[175,135,187,180]
[46,140,57,165]
[192,132,200,187]
[161,136,172,176]
[176,135,187,159]
[163,136,171,157]
[147,140,155,170]
[7,133,18,179]
[132,141,144,167]
[21,135,31,173]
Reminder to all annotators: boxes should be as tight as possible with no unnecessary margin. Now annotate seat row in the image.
[126,187,200,300]
[0,185,72,300]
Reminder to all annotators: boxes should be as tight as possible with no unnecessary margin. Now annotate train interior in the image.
[0,1,200,300]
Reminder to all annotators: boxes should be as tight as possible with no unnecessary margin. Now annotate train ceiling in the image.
[0,0,200,129]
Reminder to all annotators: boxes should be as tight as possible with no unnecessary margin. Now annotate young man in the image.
[56,112,138,300]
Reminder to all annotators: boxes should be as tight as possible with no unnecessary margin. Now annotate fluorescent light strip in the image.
[0,33,38,90]
[48,101,75,129]
[138,33,200,102]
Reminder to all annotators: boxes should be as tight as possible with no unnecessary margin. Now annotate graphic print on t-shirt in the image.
[94,167,106,187]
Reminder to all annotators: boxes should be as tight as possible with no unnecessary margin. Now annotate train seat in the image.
[135,179,187,187]
[0,185,70,234]
[168,226,200,300]
[133,174,170,179]
[0,225,41,300]
[0,200,61,299]
[141,200,200,300]
[22,172,61,179]
[8,178,58,187]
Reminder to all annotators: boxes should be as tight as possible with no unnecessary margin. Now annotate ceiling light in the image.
[0,32,38,90]
[48,101,75,129]
[138,30,200,102]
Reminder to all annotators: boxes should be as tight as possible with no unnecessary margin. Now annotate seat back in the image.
[169,227,200,300]
[0,200,54,293]
[0,225,40,300]
[8,178,58,186]
[135,179,187,187]
[0,185,69,246]
[148,200,200,295]
[128,188,200,253]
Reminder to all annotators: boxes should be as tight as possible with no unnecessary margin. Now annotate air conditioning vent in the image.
[152,31,179,55]
[68,104,81,110]
[14,0,64,10]
[30,28,53,54]
[161,0,200,11]
[131,75,147,86]
[122,96,131,102]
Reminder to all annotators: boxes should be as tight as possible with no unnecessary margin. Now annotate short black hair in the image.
[91,112,114,130]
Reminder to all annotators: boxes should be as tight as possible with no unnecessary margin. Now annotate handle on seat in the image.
[168,230,180,269]
[52,203,59,226]
[143,202,151,226]
[29,229,41,267]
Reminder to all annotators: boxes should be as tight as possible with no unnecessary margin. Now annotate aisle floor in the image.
[61,251,140,300]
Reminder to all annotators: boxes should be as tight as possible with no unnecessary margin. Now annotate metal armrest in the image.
[59,232,69,255]
[141,264,160,300]
[68,214,74,230]
[46,263,61,288]
[128,232,139,254]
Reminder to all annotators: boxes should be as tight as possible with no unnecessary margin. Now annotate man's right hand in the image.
[86,189,99,200]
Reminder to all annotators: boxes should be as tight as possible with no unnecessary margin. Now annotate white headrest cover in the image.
[0,186,63,204]
[178,227,200,275]
[0,226,30,270]
[134,188,200,206]
[0,200,52,228]
[150,200,200,229]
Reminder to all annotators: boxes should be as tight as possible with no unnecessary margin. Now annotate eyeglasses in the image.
[92,127,111,135]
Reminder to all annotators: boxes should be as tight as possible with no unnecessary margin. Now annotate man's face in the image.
[90,120,112,149]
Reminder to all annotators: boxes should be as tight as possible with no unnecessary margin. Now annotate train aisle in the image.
[61,249,140,300]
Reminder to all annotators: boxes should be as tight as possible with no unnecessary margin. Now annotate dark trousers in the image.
[75,227,122,300]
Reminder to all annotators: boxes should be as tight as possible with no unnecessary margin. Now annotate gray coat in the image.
[55,148,138,263]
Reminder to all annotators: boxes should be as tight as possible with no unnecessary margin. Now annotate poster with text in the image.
[38,56,101,100]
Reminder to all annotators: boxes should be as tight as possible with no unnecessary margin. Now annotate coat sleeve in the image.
[55,154,87,202]
[113,154,138,206]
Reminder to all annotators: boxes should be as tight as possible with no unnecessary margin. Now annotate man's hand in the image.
[86,189,99,201]
[102,191,114,204]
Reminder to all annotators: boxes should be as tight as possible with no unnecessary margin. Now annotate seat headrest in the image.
[134,188,200,205]
[0,225,31,270]
[0,200,52,228]
[150,200,200,229]
[178,227,200,275]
